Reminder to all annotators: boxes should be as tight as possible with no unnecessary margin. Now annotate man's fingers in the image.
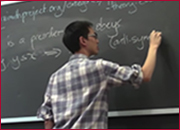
[156,32,162,36]
[152,30,162,36]
[152,30,155,33]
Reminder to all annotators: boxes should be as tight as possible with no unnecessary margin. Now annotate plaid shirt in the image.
[37,54,143,129]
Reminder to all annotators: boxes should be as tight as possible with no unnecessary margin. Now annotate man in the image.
[37,21,162,129]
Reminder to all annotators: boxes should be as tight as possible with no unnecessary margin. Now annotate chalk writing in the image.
[1,59,8,72]
[106,1,153,14]
[7,40,15,48]
[44,48,62,58]
[1,1,152,24]
[19,38,26,44]
[10,56,21,70]
[96,17,122,37]
[48,1,102,18]
[1,48,62,72]
[1,4,47,23]
[1,2,102,23]
[109,33,149,50]
[30,27,64,50]
[95,17,149,50]
[2,35,27,50]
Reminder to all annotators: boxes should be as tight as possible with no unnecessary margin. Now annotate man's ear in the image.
[79,36,87,47]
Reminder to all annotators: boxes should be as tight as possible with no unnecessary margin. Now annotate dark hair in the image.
[62,21,93,53]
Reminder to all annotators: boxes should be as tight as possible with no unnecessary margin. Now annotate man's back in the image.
[37,53,144,129]
[39,54,109,129]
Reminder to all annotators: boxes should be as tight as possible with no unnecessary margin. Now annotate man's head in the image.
[63,21,99,57]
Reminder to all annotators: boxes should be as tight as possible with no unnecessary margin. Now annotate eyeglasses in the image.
[88,32,98,39]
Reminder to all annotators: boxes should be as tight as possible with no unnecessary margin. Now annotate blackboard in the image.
[1,1,179,119]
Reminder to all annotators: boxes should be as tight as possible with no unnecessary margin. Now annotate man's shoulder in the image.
[51,62,70,77]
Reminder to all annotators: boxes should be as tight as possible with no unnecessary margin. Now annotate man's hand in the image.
[149,30,162,49]
[44,120,54,129]
[141,30,162,82]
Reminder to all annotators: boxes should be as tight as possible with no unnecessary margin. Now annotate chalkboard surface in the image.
[1,1,179,118]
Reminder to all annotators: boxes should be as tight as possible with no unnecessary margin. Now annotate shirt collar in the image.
[69,54,88,61]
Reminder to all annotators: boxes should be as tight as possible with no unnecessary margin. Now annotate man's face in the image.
[86,28,99,56]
